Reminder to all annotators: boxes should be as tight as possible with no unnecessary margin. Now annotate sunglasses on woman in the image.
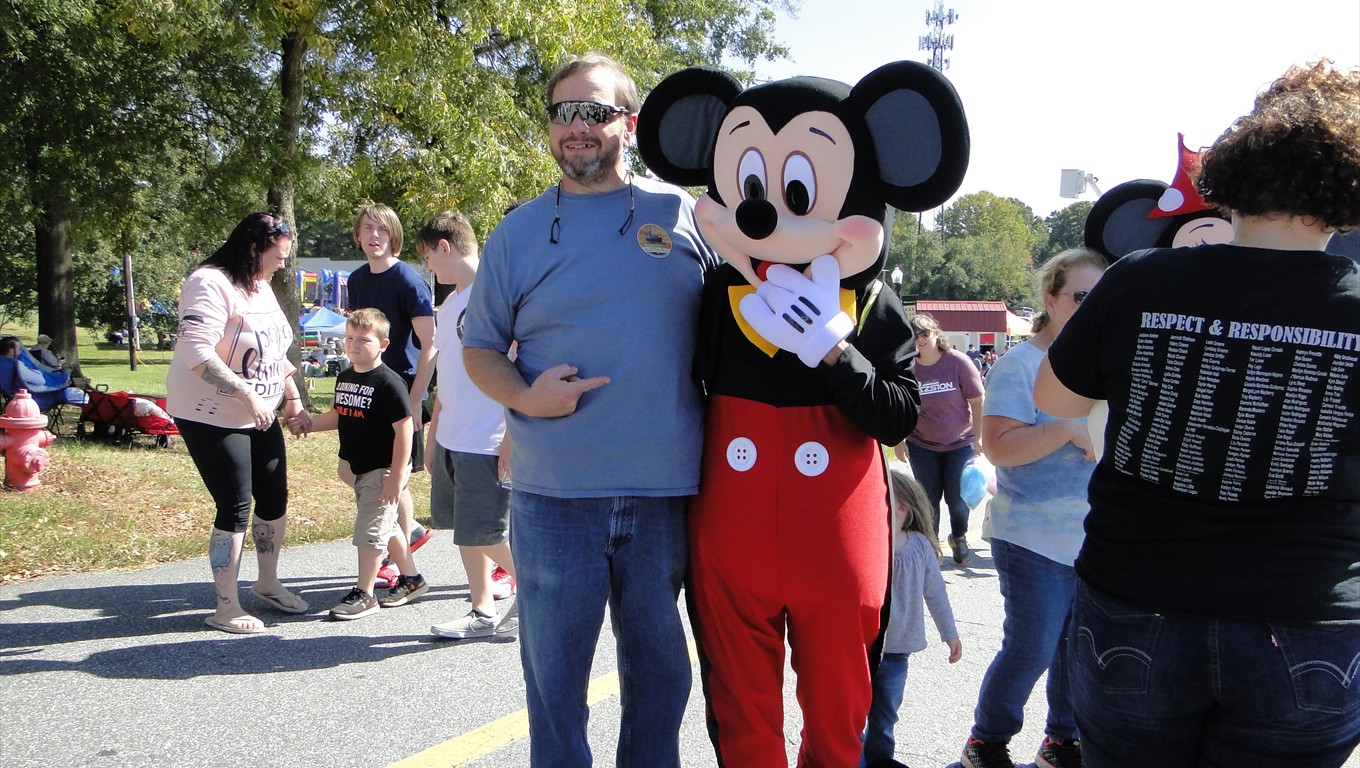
[1057,290,1089,304]
[548,100,629,126]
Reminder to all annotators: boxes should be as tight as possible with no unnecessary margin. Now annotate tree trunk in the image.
[35,196,78,375]
[270,28,307,402]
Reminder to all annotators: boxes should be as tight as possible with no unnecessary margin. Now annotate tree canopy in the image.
[1039,200,1095,264]
[2,0,794,363]
[887,192,1046,308]
[5,0,1107,352]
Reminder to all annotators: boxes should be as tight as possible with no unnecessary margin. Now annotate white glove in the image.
[739,254,853,367]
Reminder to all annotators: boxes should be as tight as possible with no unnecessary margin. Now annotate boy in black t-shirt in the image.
[291,308,428,620]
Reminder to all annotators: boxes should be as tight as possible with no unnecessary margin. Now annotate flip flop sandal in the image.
[204,615,266,634]
[250,585,310,614]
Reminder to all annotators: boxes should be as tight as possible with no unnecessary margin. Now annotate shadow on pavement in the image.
[0,630,471,679]
[0,577,474,655]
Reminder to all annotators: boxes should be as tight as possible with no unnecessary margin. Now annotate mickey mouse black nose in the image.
[735,199,778,240]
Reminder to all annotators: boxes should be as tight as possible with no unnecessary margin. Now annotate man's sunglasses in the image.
[548,100,629,126]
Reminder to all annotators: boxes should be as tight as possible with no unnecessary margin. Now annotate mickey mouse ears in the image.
[1148,133,1214,219]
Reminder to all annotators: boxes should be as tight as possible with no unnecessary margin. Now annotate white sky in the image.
[748,0,1360,218]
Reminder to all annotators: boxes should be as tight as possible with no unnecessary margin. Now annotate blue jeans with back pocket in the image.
[1068,579,1360,767]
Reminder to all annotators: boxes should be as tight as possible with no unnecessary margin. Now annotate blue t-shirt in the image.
[345,260,435,384]
[462,176,719,497]
[982,341,1093,565]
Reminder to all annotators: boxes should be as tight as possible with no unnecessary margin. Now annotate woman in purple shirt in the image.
[895,312,985,565]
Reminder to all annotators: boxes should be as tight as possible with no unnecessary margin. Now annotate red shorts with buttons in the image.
[688,393,891,768]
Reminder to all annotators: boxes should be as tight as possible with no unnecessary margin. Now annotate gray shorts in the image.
[429,446,510,547]
[339,461,401,550]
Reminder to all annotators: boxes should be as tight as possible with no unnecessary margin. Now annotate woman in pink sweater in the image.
[168,212,310,634]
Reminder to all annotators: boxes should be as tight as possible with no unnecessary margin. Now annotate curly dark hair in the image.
[1196,60,1360,230]
[200,212,294,292]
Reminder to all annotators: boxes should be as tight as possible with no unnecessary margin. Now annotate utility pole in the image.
[920,0,959,244]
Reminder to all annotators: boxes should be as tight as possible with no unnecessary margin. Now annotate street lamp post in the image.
[123,179,151,372]
[124,250,137,371]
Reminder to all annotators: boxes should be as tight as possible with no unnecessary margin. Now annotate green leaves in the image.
[6,0,791,352]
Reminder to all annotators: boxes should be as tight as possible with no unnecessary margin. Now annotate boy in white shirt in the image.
[417,211,518,638]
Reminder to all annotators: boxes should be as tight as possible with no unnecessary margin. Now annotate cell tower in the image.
[919,0,958,73]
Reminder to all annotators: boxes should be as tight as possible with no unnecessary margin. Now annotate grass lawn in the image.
[0,320,429,583]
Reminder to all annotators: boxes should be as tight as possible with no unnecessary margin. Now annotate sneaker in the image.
[379,574,428,607]
[494,599,519,637]
[430,609,498,639]
[948,534,971,565]
[962,736,1014,768]
[409,525,434,553]
[1035,737,1081,768]
[374,563,399,589]
[491,565,516,600]
[330,587,379,621]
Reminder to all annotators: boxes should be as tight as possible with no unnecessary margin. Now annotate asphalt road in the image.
[4,501,1353,768]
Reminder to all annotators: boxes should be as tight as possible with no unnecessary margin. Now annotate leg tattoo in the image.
[253,522,277,555]
[209,531,233,576]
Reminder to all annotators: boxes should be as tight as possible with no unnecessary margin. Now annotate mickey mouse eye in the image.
[738,148,767,201]
[783,153,816,215]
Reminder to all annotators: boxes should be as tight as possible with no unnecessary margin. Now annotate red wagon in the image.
[76,386,179,448]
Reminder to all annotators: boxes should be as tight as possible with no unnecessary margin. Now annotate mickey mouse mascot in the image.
[638,62,969,767]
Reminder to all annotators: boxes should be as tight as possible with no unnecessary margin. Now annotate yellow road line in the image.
[389,639,698,768]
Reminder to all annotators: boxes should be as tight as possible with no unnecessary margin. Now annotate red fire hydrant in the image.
[0,390,57,491]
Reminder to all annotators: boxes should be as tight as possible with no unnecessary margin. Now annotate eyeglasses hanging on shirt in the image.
[549,173,636,245]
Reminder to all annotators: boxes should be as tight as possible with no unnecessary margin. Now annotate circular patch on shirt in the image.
[637,224,673,258]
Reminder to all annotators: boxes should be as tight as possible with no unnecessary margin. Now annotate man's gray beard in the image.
[555,142,620,186]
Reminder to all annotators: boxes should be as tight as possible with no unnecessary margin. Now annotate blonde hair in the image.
[346,307,391,341]
[353,202,404,257]
[890,466,941,557]
[1031,248,1108,334]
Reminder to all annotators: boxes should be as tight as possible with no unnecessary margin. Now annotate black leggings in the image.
[177,418,288,532]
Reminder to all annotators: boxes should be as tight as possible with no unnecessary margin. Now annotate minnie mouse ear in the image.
[1084,179,1173,260]
[1148,134,1214,220]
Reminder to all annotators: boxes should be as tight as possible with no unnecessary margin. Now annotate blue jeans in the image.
[510,492,691,768]
[860,653,910,766]
[906,443,974,539]
[1069,580,1360,767]
[971,539,1077,743]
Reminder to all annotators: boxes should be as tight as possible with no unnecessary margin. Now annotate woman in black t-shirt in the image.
[1036,60,1360,768]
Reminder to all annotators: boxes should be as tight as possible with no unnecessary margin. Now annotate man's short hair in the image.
[546,52,640,115]
[417,211,478,259]
[1197,60,1360,230]
[352,203,405,257]
[347,307,391,341]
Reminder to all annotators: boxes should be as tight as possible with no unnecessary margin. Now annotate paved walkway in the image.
[4,504,1351,767]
